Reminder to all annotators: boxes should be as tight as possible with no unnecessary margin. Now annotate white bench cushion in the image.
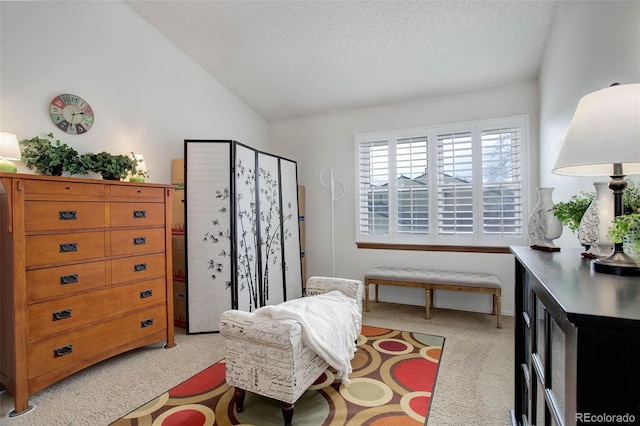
[365,267,501,289]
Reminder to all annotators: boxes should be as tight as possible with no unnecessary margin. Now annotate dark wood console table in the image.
[510,246,639,426]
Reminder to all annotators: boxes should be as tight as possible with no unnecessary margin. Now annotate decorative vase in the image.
[577,181,614,257]
[528,187,562,251]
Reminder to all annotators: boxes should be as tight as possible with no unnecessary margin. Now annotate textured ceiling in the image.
[125,1,558,122]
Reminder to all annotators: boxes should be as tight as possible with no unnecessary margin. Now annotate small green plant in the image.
[554,179,640,234]
[19,133,86,176]
[608,213,640,266]
[553,191,594,233]
[83,151,139,180]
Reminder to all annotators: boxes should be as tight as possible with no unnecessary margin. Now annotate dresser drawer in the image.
[27,278,167,342]
[27,305,167,380]
[26,232,105,267]
[110,185,165,199]
[27,261,106,303]
[111,253,166,284]
[110,203,165,227]
[25,201,105,232]
[23,179,105,197]
[111,228,166,256]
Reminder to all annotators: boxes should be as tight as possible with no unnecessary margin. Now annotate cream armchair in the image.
[219,276,364,426]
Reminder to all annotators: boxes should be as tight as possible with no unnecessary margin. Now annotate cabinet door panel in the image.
[111,228,165,256]
[110,203,165,227]
[25,201,105,231]
[27,261,106,303]
[26,232,105,266]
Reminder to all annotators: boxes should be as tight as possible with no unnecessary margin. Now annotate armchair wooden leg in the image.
[282,402,294,426]
[234,387,246,413]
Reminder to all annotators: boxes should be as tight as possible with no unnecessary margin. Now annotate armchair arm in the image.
[219,310,302,348]
[305,276,364,313]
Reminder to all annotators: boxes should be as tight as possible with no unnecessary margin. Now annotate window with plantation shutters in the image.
[437,131,473,237]
[358,139,390,235]
[397,136,429,235]
[355,116,528,247]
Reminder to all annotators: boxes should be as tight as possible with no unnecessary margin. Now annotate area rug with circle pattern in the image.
[111,325,445,426]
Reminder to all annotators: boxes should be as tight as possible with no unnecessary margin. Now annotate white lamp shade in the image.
[552,83,640,176]
[0,132,21,160]
[133,153,147,173]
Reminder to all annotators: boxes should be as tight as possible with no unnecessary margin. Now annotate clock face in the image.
[49,94,94,134]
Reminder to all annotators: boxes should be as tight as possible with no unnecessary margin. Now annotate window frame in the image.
[354,115,530,247]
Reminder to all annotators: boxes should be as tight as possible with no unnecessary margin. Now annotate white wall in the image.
[539,1,640,248]
[270,81,540,316]
[0,1,268,184]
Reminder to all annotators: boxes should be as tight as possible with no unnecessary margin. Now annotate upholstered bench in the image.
[219,276,364,426]
[364,267,502,328]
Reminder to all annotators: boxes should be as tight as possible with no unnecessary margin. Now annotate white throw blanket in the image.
[254,290,362,384]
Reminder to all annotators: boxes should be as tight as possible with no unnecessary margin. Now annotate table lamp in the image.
[0,132,22,173]
[130,153,148,182]
[552,83,640,276]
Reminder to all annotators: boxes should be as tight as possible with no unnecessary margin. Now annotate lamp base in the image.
[0,158,17,173]
[592,252,640,276]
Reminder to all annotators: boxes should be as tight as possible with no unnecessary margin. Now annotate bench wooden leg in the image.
[234,387,246,413]
[375,284,379,303]
[282,402,294,426]
[365,280,370,312]
[425,288,431,319]
[495,293,502,328]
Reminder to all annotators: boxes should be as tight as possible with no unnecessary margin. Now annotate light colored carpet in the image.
[0,303,513,425]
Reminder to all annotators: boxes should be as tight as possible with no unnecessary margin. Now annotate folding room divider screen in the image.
[184,140,303,333]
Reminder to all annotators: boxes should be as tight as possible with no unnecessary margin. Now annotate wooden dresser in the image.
[510,246,640,426]
[0,173,174,416]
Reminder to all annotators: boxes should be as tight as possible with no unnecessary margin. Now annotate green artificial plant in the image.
[83,151,140,180]
[19,133,86,176]
[553,191,594,233]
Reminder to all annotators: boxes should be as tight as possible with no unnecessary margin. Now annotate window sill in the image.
[356,242,512,254]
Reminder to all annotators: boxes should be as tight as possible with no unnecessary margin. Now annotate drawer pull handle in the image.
[59,210,77,220]
[60,274,79,285]
[133,237,146,245]
[53,344,73,357]
[59,242,78,253]
[140,289,153,298]
[133,210,146,219]
[141,318,153,328]
[53,309,72,321]
[134,263,147,272]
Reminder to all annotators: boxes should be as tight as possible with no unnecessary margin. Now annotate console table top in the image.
[511,246,640,323]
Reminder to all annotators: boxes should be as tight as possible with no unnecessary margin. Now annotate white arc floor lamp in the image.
[552,83,640,276]
[319,167,345,277]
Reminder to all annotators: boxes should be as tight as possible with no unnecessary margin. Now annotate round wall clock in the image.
[49,94,94,135]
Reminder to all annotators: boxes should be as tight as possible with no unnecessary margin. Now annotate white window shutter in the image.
[396,136,429,235]
[436,131,474,237]
[358,139,390,235]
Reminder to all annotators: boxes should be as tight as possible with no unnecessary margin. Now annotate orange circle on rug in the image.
[393,358,439,391]
[361,325,392,336]
[169,363,226,397]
